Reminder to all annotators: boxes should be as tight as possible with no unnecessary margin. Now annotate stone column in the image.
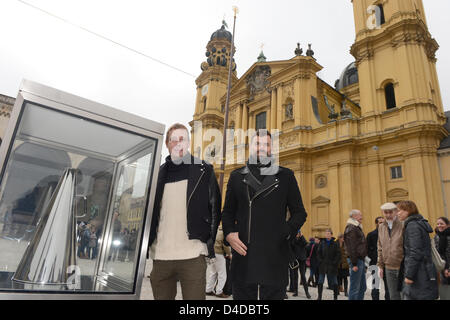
[328,163,341,235]
[249,112,255,131]
[294,78,301,127]
[242,102,248,132]
[236,103,242,130]
[277,86,283,130]
[271,88,277,130]
[195,86,202,115]
[367,155,384,222]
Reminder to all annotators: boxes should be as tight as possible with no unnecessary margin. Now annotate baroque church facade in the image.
[0,1,448,239]
[190,0,450,238]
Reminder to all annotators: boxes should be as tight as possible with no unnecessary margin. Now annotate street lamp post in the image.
[219,6,238,195]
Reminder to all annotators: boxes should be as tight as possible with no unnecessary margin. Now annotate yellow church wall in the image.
[219,131,447,241]
[195,1,448,240]
[394,45,425,107]
[194,86,202,115]
[430,61,445,114]
[207,80,227,111]
[341,82,360,105]
[355,61,376,117]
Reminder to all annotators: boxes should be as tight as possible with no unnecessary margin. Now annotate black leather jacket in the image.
[344,223,367,265]
[148,154,221,258]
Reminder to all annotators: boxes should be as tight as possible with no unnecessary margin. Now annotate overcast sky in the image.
[0,0,449,155]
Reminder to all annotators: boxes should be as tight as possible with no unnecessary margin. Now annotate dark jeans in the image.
[338,275,348,293]
[308,265,319,285]
[289,260,309,294]
[232,283,285,300]
[318,273,338,286]
[150,256,207,300]
[78,243,87,257]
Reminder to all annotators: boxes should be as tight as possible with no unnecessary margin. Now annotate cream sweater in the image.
[150,180,207,260]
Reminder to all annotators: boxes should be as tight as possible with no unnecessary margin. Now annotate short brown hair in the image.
[165,123,189,146]
[325,228,333,235]
[396,200,419,216]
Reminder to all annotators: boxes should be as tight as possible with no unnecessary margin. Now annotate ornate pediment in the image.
[246,65,271,99]
[387,188,409,198]
[312,196,330,204]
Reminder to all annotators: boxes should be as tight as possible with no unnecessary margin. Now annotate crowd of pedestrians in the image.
[147,123,449,301]
[204,201,449,301]
[77,220,139,262]
[77,222,99,259]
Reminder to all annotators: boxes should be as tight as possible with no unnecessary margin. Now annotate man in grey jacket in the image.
[377,202,404,300]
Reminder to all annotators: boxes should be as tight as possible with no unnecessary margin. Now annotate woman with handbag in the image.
[397,201,438,300]
[434,217,450,300]
[337,234,350,296]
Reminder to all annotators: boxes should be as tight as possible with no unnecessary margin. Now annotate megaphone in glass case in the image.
[0,80,164,299]
[12,168,84,287]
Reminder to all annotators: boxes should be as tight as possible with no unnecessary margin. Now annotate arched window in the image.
[384,83,396,109]
[203,98,207,112]
[377,4,386,26]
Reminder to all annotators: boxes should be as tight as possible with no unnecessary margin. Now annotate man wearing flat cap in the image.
[377,202,404,300]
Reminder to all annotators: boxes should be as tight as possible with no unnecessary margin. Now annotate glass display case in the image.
[0,80,164,299]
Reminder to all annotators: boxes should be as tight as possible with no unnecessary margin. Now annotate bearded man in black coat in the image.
[222,130,307,300]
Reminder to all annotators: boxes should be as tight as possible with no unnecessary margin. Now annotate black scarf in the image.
[165,153,190,183]
[247,155,273,183]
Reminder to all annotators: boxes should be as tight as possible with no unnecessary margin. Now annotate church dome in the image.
[210,25,232,42]
[335,62,359,90]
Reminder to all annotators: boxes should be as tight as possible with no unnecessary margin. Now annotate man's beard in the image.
[248,152,271,166]
[171,149,190,165]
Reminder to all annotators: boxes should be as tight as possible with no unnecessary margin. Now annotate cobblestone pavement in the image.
[140,259,386,300]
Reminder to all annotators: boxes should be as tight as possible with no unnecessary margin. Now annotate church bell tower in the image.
[350,0,445,121]
[190,22,238,161]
